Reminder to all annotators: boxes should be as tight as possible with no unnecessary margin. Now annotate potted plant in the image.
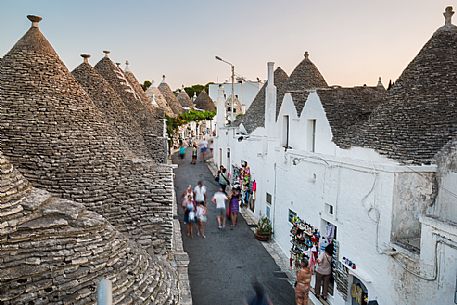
[255,216,272,241]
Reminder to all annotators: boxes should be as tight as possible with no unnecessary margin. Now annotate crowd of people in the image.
[180,176,242,239]
[178,137,212,164]
[178,145,333,305]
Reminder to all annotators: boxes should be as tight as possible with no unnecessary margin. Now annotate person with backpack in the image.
[218,167,230,194]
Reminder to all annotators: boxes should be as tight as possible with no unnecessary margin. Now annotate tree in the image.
[166,109,216,144]
[177,82,215,98]
[141,80,152,91]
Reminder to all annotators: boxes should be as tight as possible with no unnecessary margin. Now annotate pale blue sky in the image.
[0,0,453,89]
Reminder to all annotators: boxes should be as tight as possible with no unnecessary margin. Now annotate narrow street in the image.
[173,150,295,305]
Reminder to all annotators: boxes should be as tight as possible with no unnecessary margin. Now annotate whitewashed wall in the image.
[213,76,457,305]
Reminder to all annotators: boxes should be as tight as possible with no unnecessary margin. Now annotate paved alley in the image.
[173,151,295,305]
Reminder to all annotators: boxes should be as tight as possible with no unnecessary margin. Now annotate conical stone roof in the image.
[72,56,150,158]
[238,67,289,133]
[177,86,194,108]
[145,84,175,117]
[0,16,175,253]
[95,56,166,163]
[283,52,328,93]
[158,78,184,115]
[0,151,178,304]
[350,7,457,164]
[194,90,216,112]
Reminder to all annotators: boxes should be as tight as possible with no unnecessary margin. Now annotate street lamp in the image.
[215,55,235,123]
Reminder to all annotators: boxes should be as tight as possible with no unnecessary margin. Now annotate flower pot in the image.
[255,231,271,241]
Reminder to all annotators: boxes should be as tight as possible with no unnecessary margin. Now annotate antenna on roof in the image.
[27,15,42,28]
[444,6,454,26]
[304,51,309,59]
[81,54,91,64]
[103,50,110,58]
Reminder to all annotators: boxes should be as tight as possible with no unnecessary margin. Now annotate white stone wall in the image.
[209,81,262,111]
[214,87,457,305]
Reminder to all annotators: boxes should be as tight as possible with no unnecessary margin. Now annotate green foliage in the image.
[166,109,216,140]
[142,80,152,91]
[256,216,272,235]
[180,82,215,98]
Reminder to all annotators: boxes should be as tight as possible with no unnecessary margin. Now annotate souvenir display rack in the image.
[289,216,320,269]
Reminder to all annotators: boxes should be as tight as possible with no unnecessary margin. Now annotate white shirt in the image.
[200,140,208,148]
[212,191,228,209]
[194,185,206,202]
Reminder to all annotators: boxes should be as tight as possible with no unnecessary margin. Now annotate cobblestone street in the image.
[173,151,296,305]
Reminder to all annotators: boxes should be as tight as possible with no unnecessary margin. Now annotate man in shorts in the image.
[211,187,228,229]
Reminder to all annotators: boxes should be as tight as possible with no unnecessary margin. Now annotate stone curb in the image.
[172,185,192,305]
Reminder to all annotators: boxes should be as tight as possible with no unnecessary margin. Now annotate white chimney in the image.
[216,85,226,127]
[265,62,277,136]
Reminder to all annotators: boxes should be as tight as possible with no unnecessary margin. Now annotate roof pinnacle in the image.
[80,54,90,64]
[162,75,166,82]
[103,50,110,58]
[125,60,130,72]
[444,6,454,26]
[304,51,309,59]
[27,15,42,28]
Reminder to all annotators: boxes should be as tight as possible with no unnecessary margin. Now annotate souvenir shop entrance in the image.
[289,216,340,302]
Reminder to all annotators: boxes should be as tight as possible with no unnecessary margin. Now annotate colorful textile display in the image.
[290,216,320,269]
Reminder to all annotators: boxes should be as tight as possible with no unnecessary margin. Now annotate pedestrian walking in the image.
[295,259,312,305]
[179,143,186,159]
[194,181,207,206]
[211,187,228,229]
[199,138,208,161]
[182,194,196,238]
[228,188,240,229]
[182,185,194,201]
[315,243,333,301]
[196,201,207,238]
[191,144,198,164]
[218,167,230,194]
[244,280,273,305]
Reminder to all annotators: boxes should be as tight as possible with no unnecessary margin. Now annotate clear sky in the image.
[0,0,453,89]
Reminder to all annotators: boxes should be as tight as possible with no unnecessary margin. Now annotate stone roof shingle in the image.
[237,67,289,133]
[194,90,216,112]
[146,84,176,117]
[315,86,387,147]
[71,57,150,158]
[0,16,176,259]
[348,13,457,164]
[177,86,194,108]
[158,79,184,115]
[0,151,178,304]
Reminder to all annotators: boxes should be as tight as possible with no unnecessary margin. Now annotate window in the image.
[266,192,272,204]
[325,203,334,215]
[282,115,290,148]
[307,119,316,152]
